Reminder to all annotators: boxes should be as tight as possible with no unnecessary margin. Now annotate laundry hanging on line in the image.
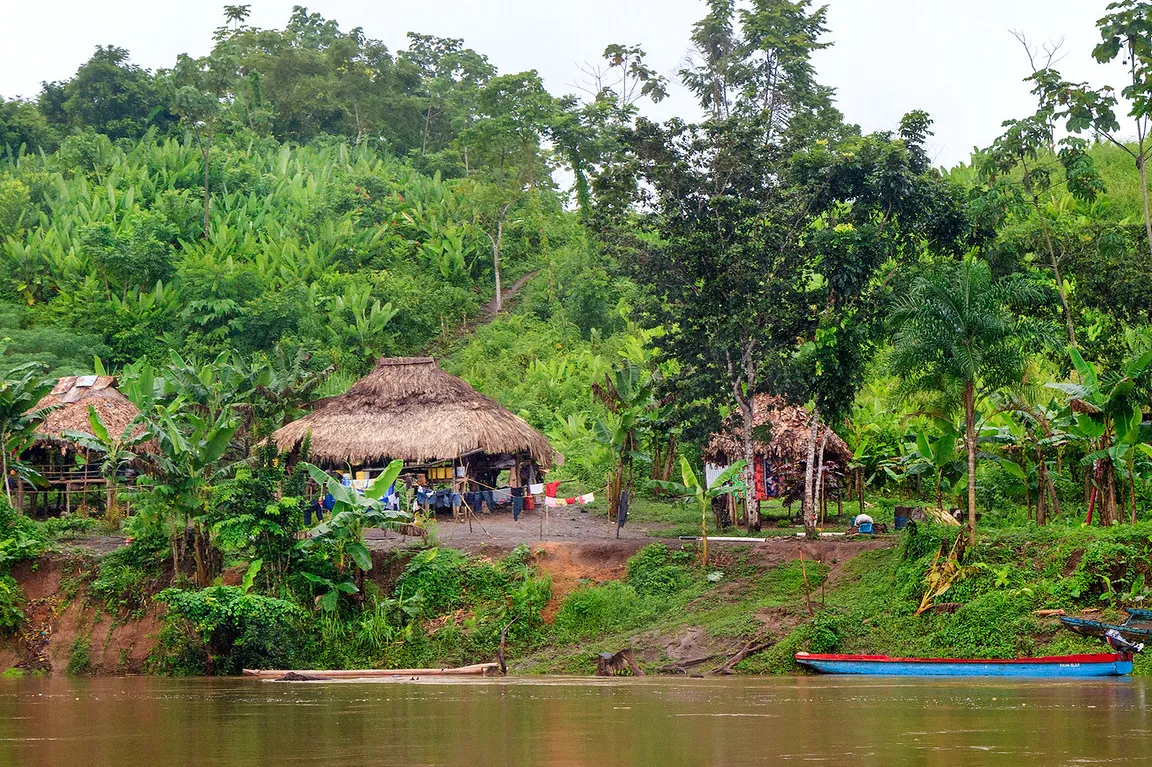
[544,493,594,508]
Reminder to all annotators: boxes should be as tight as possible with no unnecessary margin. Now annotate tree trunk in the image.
[1,444,10,507]
[963,379,977,547]
[814,431,828,526]
[1036,451,1048,526]
[1029,190,1076,346]
[857,467,864,518]
[802,409,819,537]
[1106,464,1118,526]
[201,122,213,238]
[732,338,759,533]
[740,397,758,532]
[1138,154,1152,265]
[1129,461,1138,524]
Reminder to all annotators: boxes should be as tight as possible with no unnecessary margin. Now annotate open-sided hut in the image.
[702,393,850,509]
[20,375,151,513]
[271,357,553,491]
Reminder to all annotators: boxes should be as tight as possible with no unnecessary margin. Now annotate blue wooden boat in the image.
[794,652,1134,677]
[1060,607,1152,642]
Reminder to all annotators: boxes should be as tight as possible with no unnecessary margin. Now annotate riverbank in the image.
[1,509,1149,677]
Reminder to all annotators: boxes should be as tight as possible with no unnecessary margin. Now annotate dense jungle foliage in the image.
[4,1,1152,673]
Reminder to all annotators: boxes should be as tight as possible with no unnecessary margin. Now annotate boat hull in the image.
[795,652,1133,677]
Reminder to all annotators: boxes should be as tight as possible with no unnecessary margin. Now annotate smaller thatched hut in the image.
[702,394,850,507]
[19,375,150,513]
[271,357,553,495]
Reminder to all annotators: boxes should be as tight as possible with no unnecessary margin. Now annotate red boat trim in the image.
[794,652,1125,664]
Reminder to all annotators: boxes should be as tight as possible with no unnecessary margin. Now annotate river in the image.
[0,675,1148,765]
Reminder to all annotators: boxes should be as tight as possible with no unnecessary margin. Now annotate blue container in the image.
[858,522,873,534]
[894,514,909,531]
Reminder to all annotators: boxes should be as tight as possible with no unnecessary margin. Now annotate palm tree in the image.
[889,258,1053,546]
[0,364,56,507]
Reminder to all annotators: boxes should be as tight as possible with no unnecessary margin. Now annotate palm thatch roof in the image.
[271,357,553,467]
[30,376,151,451]
[702,394,851,466]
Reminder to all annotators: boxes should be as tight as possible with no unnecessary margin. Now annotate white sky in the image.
[0,0,1131,168]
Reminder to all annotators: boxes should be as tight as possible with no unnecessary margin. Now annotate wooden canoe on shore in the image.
[795,652,1134,677]
[242,663,500,679]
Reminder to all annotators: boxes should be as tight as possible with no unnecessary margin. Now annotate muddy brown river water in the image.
[0,675,1148,766]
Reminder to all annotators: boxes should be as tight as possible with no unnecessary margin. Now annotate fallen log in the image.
[711,638,772,675]
[242,663,499,679]
[656,652,725,674]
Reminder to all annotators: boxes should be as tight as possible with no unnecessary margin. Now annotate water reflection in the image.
[0,675,1147,766]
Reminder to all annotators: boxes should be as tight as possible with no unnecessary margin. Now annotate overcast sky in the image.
[0,0,1130,168]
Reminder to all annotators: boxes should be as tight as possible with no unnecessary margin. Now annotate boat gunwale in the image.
[794,652,1128,665]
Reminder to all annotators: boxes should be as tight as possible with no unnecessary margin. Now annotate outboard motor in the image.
[1104,628,1144,654]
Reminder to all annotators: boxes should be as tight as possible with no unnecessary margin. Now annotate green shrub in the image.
[0,575,25,633]
[90,523,169,616]
[808,610,844,653]
[67,637,91,675]
[39,515,100,540]
[0,500,48,570]
[552,581,648,642]
[625,543,694,596]
[155,586,306,675]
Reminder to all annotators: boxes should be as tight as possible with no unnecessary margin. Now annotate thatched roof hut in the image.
[271,357,553,469]
[702,394,850,466]
[31,376,150,451]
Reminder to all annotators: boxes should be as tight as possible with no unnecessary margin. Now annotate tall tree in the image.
[168,42,239,237]
[1026,1,1152,263]
[889,258,1053,546]
[39,46,172,140]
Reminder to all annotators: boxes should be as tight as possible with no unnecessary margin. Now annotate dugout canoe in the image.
[242,663,500,679]
[794,652,1133,677]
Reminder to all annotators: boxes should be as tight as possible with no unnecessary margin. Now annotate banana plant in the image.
[651,457,746,567]
[143,400,239,584]
[0,363,57,505]
[327,285,399,362]
[296,460,409,611]
[903,424,962,513]
[592,361,654,520]
[1048,347,1152,524]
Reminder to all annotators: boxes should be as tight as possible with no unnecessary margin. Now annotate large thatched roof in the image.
[271,357,553,467]
[31,376,150,451]
[702,394,851,466]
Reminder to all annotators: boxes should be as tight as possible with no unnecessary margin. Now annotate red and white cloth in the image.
[544,493,594,508]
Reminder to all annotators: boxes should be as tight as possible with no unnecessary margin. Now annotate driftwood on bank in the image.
[596,648,645,676]
[711,637,773,675]
[244,662,500,679]
[657,653,725,674]
[497,617,518,674]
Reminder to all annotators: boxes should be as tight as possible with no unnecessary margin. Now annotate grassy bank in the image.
[3,497,1152,676]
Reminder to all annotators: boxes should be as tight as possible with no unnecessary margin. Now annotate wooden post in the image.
[607,475,612,540]
[798,548,813,616]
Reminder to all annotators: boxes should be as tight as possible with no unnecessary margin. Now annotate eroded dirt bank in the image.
[0,537,892,676]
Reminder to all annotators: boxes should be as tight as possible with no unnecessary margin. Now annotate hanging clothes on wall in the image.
[754,459,781,501]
